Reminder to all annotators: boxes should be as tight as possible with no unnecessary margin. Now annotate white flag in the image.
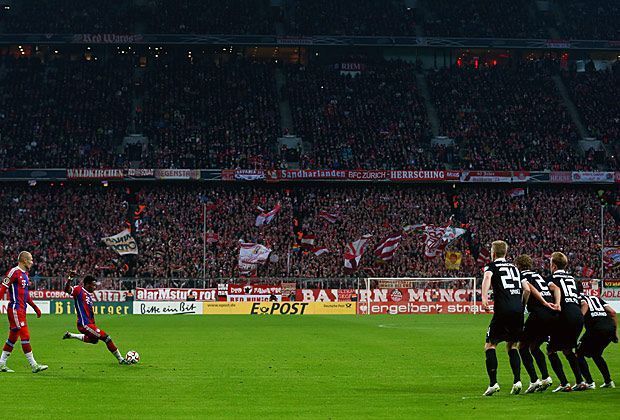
[102,229,138,255]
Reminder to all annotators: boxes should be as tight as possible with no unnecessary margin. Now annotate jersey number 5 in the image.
[500,267,521,289]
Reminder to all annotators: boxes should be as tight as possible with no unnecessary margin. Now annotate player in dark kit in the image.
[62,274,131,365]
[576,294,617,389]
[482,241,529,396]
[546,252,586,392]
[514,254,557,393]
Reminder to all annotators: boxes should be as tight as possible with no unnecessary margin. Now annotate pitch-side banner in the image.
[28,289,129,302]
[296,288,473,303]
[0,300,50,315]
[102,229,138,255]
[135,288,217,301]
[202,301,356,315]
[133,301,203,315]
[358,301,488,315]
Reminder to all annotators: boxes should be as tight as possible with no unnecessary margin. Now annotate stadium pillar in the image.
[203,203,207,280]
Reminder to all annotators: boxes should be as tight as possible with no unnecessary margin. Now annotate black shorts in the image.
[486,311,524,344]
[577,328,615,357]
[521,311,557,345]
[548,310,584,352]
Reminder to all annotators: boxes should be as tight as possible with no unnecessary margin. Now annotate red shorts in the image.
[7,308,27,331]
[78,323,107,343]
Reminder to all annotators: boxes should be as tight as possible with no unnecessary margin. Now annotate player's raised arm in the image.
[64,271,77,295]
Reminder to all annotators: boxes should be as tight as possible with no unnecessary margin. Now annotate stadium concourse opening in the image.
[0,0,619,417]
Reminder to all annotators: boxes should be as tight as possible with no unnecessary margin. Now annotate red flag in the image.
[300,234,316,249]
[374,233,402,261]
[343,235,372,273]
[477,248,491,266]
[318,210,338,224]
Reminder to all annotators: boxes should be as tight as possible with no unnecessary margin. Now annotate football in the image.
[125,351,140,364]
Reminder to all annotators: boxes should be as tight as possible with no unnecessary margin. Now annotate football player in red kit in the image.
[62,274,131,364]
[0,251,48,373]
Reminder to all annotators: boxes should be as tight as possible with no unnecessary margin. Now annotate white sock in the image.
[24,351,37,367]
[0,350,10,363]
[113,350,123,361]
[70,333,85,341]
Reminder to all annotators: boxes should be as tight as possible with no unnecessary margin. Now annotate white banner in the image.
[0,300,51,315]
[133,301,203,315]
[135,288,217,302]
[102,229,138,255]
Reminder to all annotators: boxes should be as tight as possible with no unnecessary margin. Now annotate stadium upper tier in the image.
[0,0,617,40]
[0,184,617,281]
[0,55,616,171]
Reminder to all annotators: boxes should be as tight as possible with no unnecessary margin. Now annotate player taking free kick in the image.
[62,274,131,365]
[0,251,48,373]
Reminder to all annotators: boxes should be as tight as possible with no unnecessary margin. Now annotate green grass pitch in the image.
[3,314,618,419]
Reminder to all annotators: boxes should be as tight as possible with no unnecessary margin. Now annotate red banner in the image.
[296,288,473,303]
[266,170,459,182]
[27,289,128,302]
[358,301,489,314]
[135,288,216,301]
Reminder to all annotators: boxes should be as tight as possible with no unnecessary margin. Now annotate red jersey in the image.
[70,285,96,326]
[2,266,30,311]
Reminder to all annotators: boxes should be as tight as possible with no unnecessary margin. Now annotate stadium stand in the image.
[0,184,616,281]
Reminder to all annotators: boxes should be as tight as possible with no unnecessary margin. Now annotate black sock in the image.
[531,346,549,378]
[593,355,612,384]
[508,348,521,383]
[548,352,568,385]
[577,355,593,383]
[565,351,583,384]
[519,347,537,383]
[485,348,498,387]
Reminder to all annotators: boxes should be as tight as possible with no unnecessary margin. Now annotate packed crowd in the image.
[286,0,417,36]
[2,0,137,34]
[563,65,620,169]
[140,57,281,169]
[427,60,592,171]
[0,56,133,168]
[0,184,617,283]
[143,0,274,34]
[558,0,619,40]
[421,0,548,39]
[286,60,435,170]
[1,0,618,40]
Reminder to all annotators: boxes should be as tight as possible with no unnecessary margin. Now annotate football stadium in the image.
[0,1,619,418]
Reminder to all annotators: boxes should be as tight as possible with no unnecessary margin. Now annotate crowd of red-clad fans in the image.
[563,64,620,169]
[1,0,616,39]
[140,56,280,169]
[427,60,596,171]
[0,184,617,283]
[0,54,616,171]
[0,56,134,169]
[286,60,436,170]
